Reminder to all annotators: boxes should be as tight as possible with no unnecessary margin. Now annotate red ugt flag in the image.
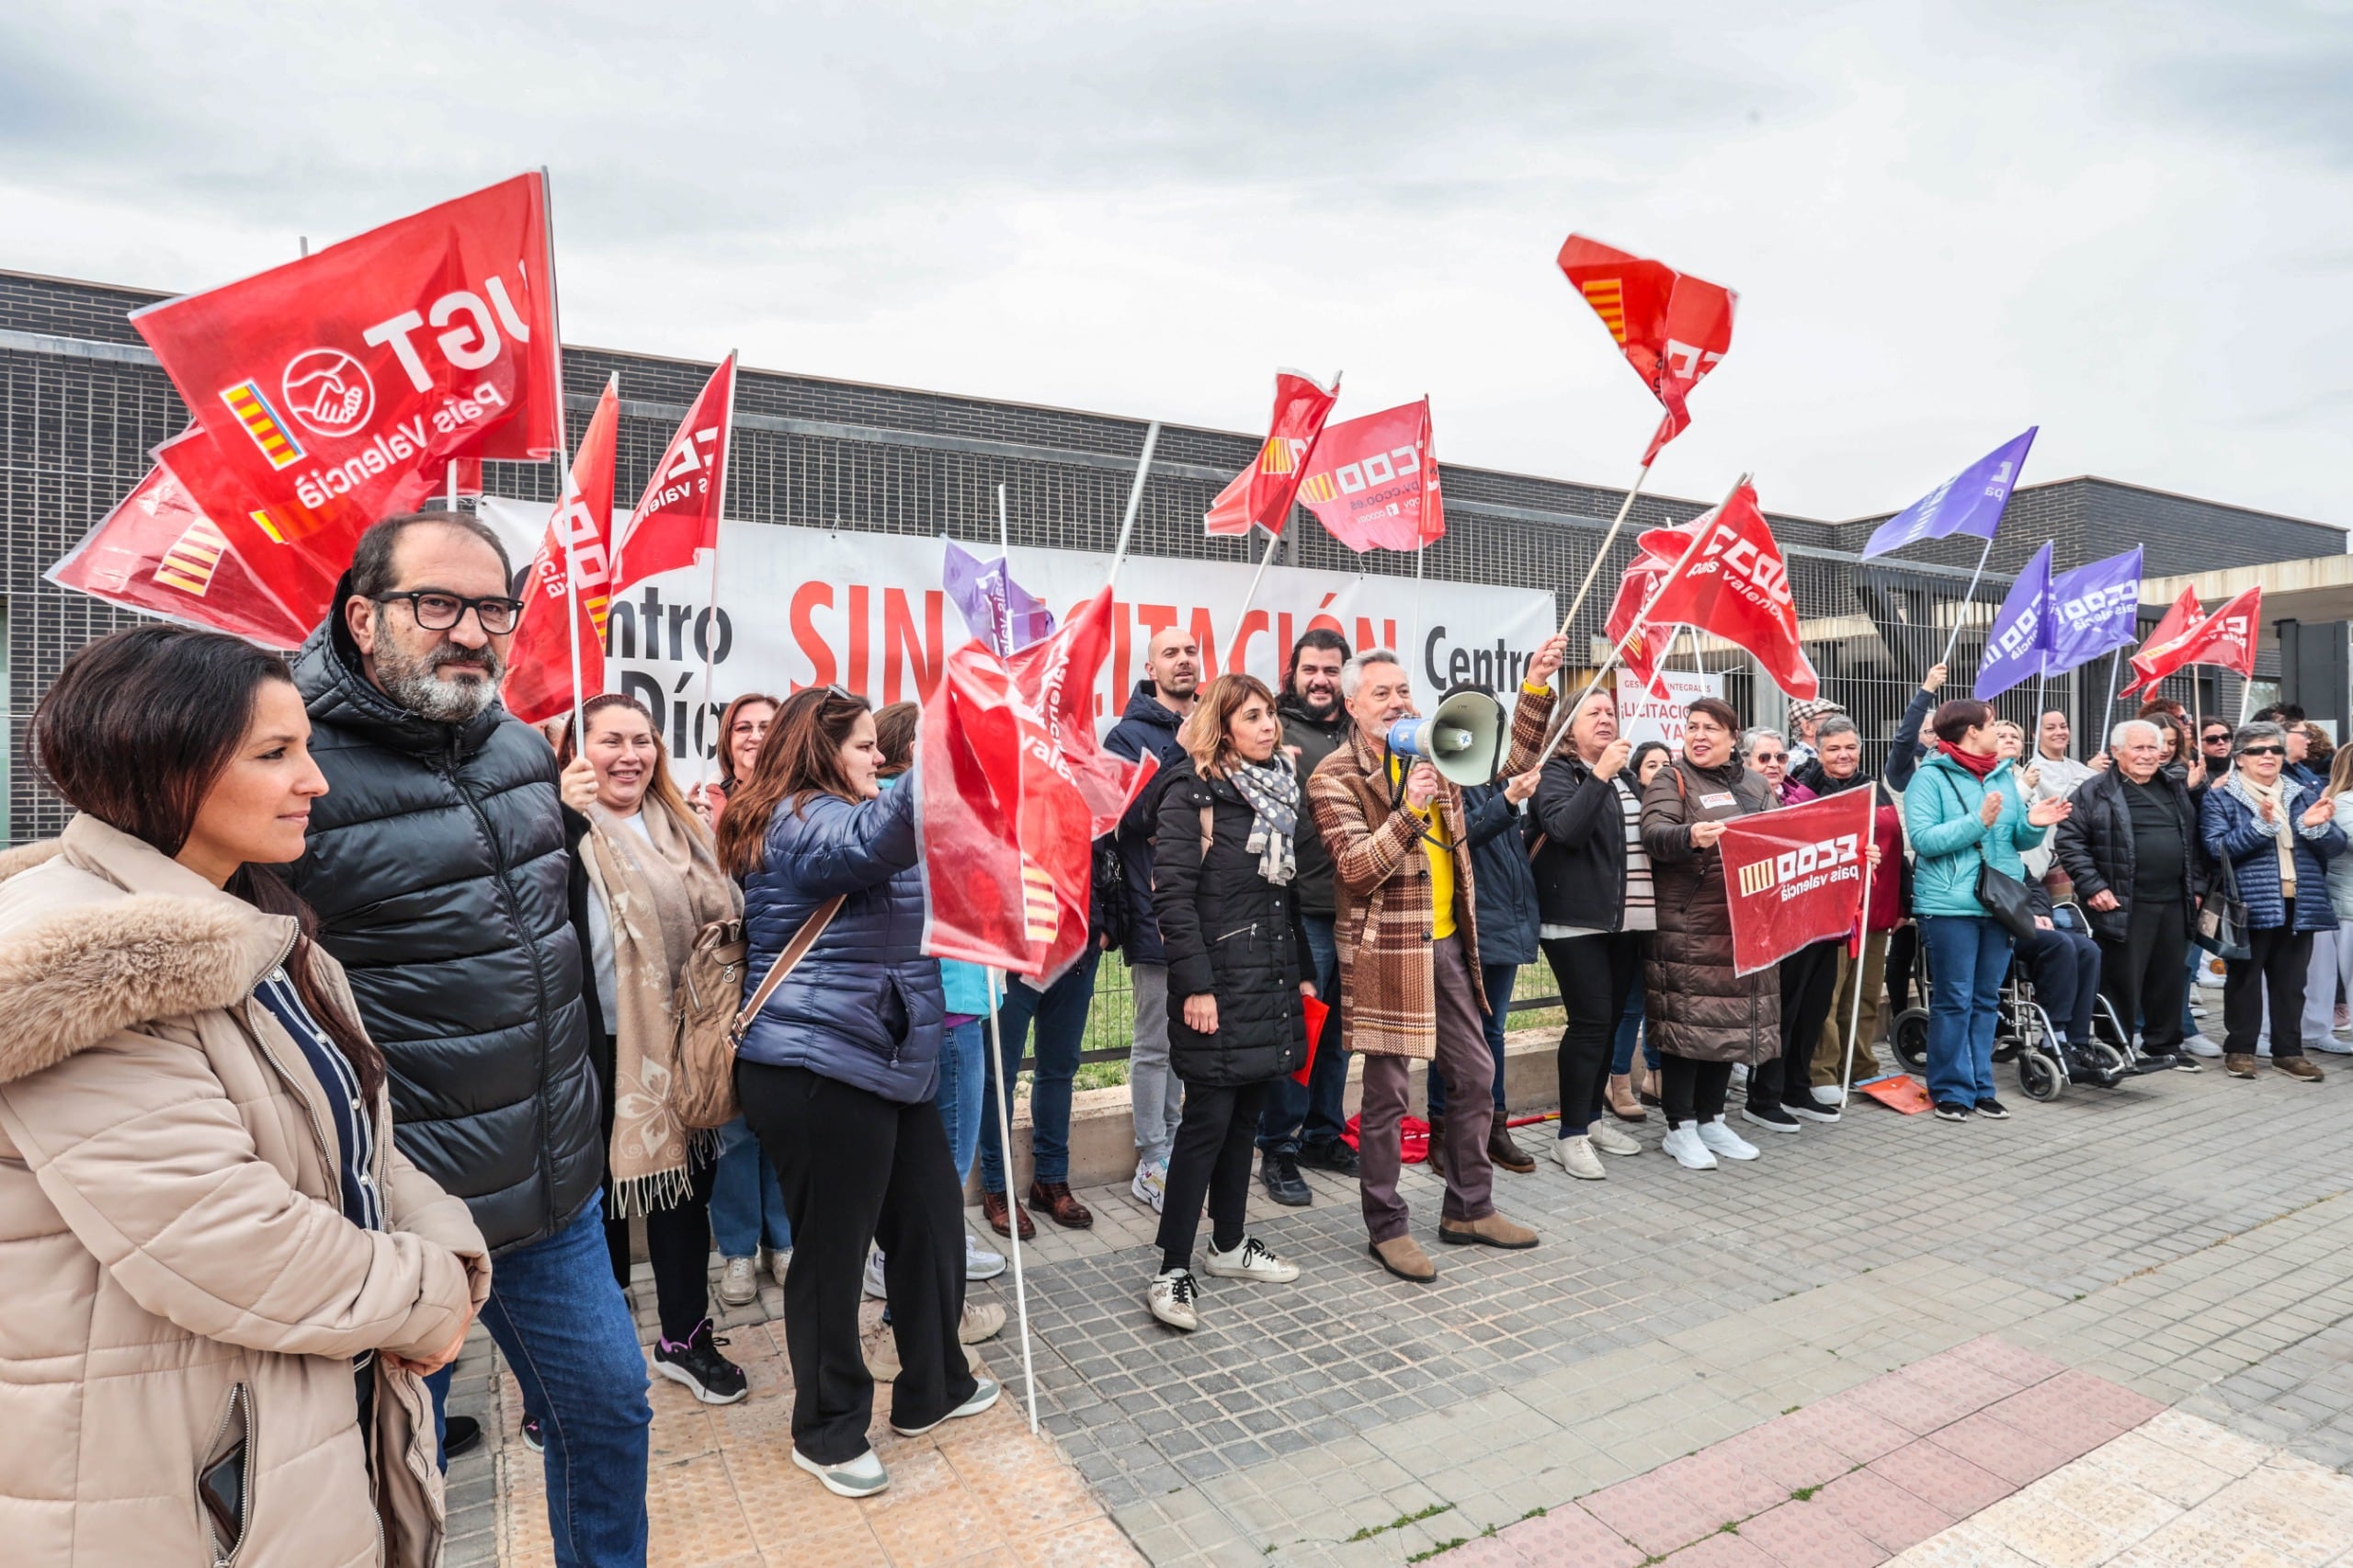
[48,454,313,649]
[132,173,562,629]
[503,380,620,725]
[1557,235,1737,466]
[1637,483,1819,699]
[1294,399,1445,553]
[613,354,734,591]
[2120,585,2204,697]
[1205,369,1339,537]
[1718,790,1875,975]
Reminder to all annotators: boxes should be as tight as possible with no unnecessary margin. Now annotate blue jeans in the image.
[431,1195,652,1566]
[710,1117,791,1257]
[1428,960,1515,1118]
[1610,968,1659,1074]
[1921,914,2012,1108]
[936,1018,985,1185]
[1257,913,1353,1153]
[978,945,1099,1193]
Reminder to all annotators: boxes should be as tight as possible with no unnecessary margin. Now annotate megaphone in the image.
[1385,686,1507,787]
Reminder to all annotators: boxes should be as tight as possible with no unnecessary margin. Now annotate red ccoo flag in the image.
[1718,790,1876,975]
[1636,483,1819,699]
[2130,585,2261,697]
[1603,534,1682,699]
[131,172,563,629]
[1293,398,1444,554]
[1557,235,1737,466]
[917,642,1047,972]
[613,354,734,591]
[1204,369,1339,537]
[503,380,620,725]
[2120,585,2204,698]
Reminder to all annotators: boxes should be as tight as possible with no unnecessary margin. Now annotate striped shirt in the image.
[1543,777,1656,938]
[256,971,381,1233]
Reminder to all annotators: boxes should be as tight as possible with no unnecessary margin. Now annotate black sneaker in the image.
[441,1415,483,1460]
[520,1416,544,1453]
[1259,1151,1312,1207]
[1739,1103,1802,1134]
[1975,1098,2011,1120]
[653,1320,750,1405]
[1933,1101,1973,1121]
[1296,1139,1359,1177]
[2065,1048,2122,1089]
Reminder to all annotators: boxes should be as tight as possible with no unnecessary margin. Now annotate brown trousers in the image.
[1358,935,1495,1243]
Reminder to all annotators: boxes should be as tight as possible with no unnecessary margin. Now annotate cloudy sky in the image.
[4,2,2347,527]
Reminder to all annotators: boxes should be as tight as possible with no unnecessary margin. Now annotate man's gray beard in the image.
[371,609,505,722]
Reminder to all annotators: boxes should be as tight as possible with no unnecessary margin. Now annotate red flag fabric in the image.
[613,354,734,590]
[152,425,349,619]
[131,173,561,628]
[1557,235,1737,466]
[2120,585,2205,697]
[1204,369,1339,537]
[1294,399,1444,553]
[1605,533,1685,698]
[917,642,1050,971]
[1291,994,1330,1086]
[2138,585,2262,689]
[503,381,620,725]
[1718,790,1876,975]
[47,456,313,648]
[1636,483,1819,699]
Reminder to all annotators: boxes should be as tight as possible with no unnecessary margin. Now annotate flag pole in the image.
[1938,535,1996,669]
[1552,460,1654,642]
[995,484,1017,653]
[983,970,1040,1433]
[2033,654,2048,751]
[1233,526,1280,631]
[1539,472,1748,769]
[1103,421,1162,594]
[696,351,737,790]
[1839,821,1879,1103]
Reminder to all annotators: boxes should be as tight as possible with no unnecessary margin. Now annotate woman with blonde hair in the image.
[1142,674,1313,1330]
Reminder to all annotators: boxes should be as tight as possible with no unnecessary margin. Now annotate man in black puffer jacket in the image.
[287,512,649,1564]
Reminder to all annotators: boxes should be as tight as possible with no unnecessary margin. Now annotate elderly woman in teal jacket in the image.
[1904,699,2073,1121]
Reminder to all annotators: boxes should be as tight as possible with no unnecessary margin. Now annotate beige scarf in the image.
[583,792,743,1214]
[2226,771,2300,899]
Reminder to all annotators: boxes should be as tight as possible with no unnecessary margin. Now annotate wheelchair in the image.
[1887,903,2143,1102]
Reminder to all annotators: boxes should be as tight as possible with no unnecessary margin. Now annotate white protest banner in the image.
[1616,668,1724,753]
[480,500,1554,770]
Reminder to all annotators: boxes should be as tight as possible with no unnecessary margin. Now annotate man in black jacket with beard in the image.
[1255,628,1358,1204]
[287,511,649,1565]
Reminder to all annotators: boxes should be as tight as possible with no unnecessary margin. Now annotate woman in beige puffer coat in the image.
[0,627,489,1568]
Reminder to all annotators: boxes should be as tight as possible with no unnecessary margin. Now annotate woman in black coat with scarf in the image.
[1145,673,1313,1332]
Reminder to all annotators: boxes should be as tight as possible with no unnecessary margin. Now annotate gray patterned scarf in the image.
[1227,756,1300,886]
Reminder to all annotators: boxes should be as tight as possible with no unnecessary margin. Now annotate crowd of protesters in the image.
[4,506,2347,1561]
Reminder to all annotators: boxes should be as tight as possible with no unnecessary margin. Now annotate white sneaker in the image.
[1131,1158,1167,1213]
[958,1301,1006,1344]
[768,1247,791,1290]
[1810,1084,1845,1108]
[1203,1235,1299,1283]
[890,1377,1000,1437]
[1552,1134,1607,1180]
[1696,1118,1759,1161]
[1147,1267,1199,1331]
[793,1444,889,1498]
[716,1255,759,1308]
[1587,1121,1642,1157]
[2314,1036,2353,1056]
[964,1234,1006,1280]
[862,1247,888,1300]
[2183,1034,2222,1059]
[1660,1125,1719,1170]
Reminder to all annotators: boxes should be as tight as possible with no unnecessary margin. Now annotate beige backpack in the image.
[669,896,843,1131]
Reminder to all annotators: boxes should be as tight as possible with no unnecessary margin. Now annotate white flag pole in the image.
[1233,527,1281,630]
[983,970,1040,1433]
[1938,534,1997,669]
[696,351,737,790]
[1553,460,1655,642]
[1103,422,1162,594]
[995,483,1017,653]
[1839,810,1880,1103]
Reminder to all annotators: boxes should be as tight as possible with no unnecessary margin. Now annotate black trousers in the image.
[2099,897,2188,1053]
[1157,1077,1272,1272]
[737,1061,976,1463]
[1540,933,1645,1137]
[602,1152,720,1346]
[1886,924,1920,1015]
[2224,926,2313,1058]
[1750,939,1839,1110]
[2015,924,2101,1048]
[1660,1056,1734,1129]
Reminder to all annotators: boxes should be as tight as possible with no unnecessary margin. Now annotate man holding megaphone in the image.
[1305,634,1567,1284]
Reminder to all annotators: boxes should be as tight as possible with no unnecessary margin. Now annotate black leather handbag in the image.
[2194,852,2253,961]
[1936,770,2040,941]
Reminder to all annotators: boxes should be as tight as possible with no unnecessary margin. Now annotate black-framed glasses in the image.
[2240,744,2285,757]
[375,590,524,635]
[2202,732,2232,745]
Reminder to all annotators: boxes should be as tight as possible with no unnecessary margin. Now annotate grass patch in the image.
[1345,1503,1454,1542]
[1790,1485,1819,1502]
[1406,1540,1471,1562]
[1519,1506,1549,1521]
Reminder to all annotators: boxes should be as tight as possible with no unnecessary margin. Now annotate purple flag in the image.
[942,540,1054,657]
[1972,540,2052,701]
[2044,547,2142,676]
[1862,427,2037,560]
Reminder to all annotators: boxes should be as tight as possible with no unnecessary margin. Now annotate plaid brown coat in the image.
[1305,686,1555,1060]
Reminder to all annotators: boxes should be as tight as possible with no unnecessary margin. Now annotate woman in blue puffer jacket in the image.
[715,687,993,1500]
[2199,720,2346,1082]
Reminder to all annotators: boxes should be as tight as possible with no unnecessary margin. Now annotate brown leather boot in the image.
[1029,1178,1095,1229]
[1487,1109,1535,1174]
[1607,1073,1649,1121]
[1438,1210,1539,1249]
[1426,1130,1444,1178]
[2278,1057,2325,1083]
[981,1188,1034,1241]
[1369,1234,1438,1282]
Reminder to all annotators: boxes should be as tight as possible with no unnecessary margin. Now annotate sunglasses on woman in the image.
[2239,744,2285,757]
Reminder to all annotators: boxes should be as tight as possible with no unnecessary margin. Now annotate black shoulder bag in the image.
[1938,769,2040,941]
